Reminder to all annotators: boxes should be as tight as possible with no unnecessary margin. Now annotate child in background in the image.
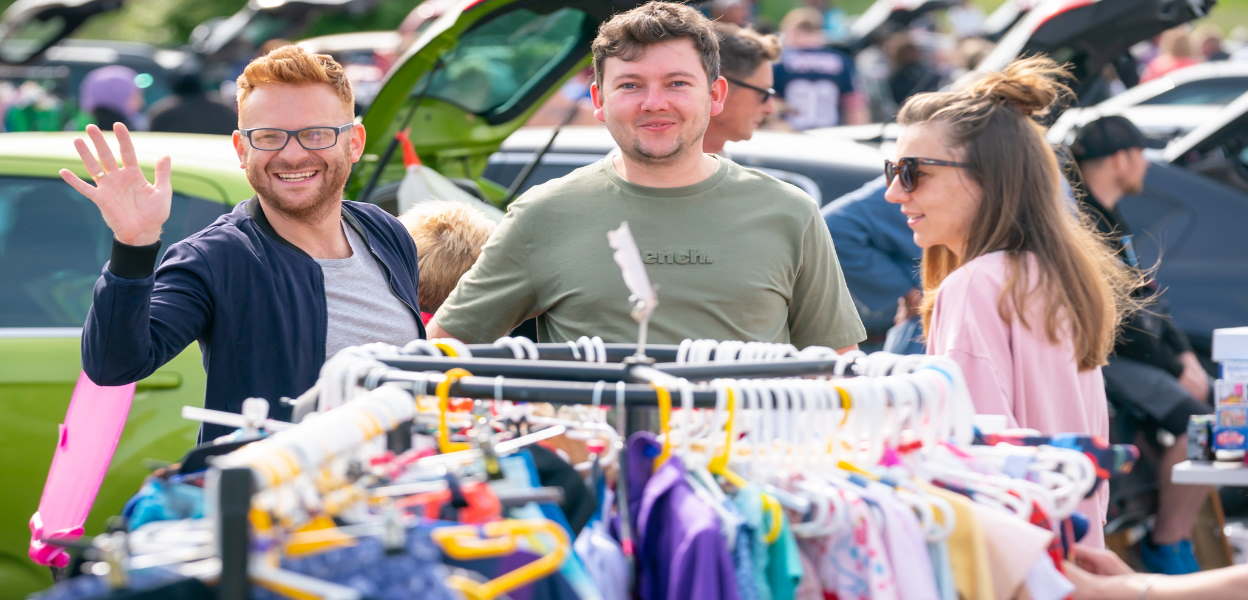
[399,201,497,324]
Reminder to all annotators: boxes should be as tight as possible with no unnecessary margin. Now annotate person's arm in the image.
[788,207,867,350]
[926,265,1018,427]
[429,200,541,343]
[425,320,459,342]
[1068,546,1248,600]
[82,241,212,385]
[60,122,206,384]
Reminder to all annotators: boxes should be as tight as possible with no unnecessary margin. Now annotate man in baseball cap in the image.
[1074,114,1212,575]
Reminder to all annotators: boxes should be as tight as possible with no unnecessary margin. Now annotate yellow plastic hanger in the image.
[707,386,748,489]
[433,341,460,357]
[432,519,569,600]
[760,492,784,544]
[652,382,673,471]
[436,368,473,453]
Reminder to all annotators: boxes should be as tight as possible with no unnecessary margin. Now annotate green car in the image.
[0,132,253,597]
[2,0,640,595]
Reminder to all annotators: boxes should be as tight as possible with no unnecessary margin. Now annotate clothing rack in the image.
[401,341,817,363]
[212,346,959,599]
[372,355,874,387]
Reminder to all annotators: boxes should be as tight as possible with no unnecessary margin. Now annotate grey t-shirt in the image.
[316,223,421,358]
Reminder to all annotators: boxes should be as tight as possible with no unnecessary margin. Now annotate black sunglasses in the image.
[724,76,776,103]
[884,157,974,192]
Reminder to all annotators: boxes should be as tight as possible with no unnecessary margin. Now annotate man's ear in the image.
[709,76,728,118]
[232,130,247,168]
[349,122,367,163]
[590,81,606,123]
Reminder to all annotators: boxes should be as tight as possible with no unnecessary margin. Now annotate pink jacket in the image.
[927,251,1109,547]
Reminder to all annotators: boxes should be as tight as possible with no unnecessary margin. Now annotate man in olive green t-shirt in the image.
[428,1,864,351]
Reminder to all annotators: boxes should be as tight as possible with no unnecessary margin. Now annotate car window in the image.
[483,151,598,198]
[420,7,592,121]
[0,176,228,328]
[1139,77,1248,106]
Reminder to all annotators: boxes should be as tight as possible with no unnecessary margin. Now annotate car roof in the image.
[1164,90,1248,163]
[1094,60,1248,111]
[46,39,192,72]
[296,30,400,55]
[498,126,883,168]
[0,131,253,202]
[0,131,238,168]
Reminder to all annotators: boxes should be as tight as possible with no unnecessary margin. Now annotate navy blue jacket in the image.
[82,199,425,440]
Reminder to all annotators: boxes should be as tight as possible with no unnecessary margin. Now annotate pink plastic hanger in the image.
[29,372,135,567]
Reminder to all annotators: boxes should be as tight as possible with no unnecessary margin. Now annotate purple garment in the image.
[626,432,741,600]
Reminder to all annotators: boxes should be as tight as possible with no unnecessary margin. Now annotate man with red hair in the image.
[63,46,424,441]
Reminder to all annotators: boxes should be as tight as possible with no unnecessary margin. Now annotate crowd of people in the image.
[6,1,1247,137]
[527,0,1248,131]
[24,0,1248,596]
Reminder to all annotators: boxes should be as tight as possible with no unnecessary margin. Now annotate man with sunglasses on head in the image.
[63,46,424,441]
[703,22,780,154]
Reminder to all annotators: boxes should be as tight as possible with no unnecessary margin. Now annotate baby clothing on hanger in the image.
[626,432,740,600]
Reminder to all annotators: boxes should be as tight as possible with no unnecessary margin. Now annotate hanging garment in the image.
[732,486,774,600]
[32,567,212,600]
[396,479,502,524]
[530,442,595,536]
[122,475,204,531]
[925,486,995,600]
[252,524,458,600]
[799,484,898,600]
[443,548,584,600]
[926,537,958,600]
[574,487,630,600]
[626,432,740,600]
[764,511,804,600]
[794,545,823,600]
[719,496,763,600]
[497,451,603,599]
[856,482,940,600]
[971,502,1055,599]
[1021,556,1075,600]
[731,484,804,600]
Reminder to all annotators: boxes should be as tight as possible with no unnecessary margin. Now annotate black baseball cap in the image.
[1071,115,1148,162]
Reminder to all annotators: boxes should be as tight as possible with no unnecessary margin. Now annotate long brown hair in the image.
[898,56,1138,370]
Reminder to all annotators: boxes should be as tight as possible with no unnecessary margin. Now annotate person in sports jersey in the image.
[772,7,867,130]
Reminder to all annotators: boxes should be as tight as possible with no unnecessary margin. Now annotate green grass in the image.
[757,0,1248,37]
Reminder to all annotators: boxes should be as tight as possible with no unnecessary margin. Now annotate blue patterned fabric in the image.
[252,524,458,600]
[31,567,208,600]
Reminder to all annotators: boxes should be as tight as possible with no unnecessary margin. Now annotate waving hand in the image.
[59,122,172,247]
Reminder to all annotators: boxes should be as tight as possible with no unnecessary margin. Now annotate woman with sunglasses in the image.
[884,56,1139,548]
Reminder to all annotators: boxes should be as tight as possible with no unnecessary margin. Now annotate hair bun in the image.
[967,55,1072,118]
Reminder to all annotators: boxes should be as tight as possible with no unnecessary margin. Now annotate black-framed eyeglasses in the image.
[240,123,355,151]
[724,76,776,103]
[884,157,974,193]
